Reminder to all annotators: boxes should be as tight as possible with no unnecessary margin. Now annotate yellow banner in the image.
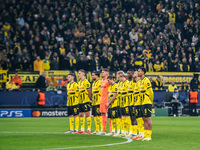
[146,72,193,86]
[9,72,40,84]
[0,70,8,83]
[41,71,71,79]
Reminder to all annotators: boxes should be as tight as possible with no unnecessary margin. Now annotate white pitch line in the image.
[42,138,132,150]
[0,131,133,150]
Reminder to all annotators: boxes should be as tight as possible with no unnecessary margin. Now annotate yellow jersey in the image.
[108,83,118,108]
[67,82,79,106]
[78,78,91,104]
[117,81,122,107]
[128,80,136,106]
[140,77,154,105]
[92,79,101,106]
[120,80,129,108]
[134,79,141,106]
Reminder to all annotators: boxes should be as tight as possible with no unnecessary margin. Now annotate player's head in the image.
[127,69,134,80]
[133,71,140,81]
[117,70,125,82]
[107,75,115,85]
[101,68,109,78]
[138,67,146,77]
[67,73,75,82]
[78,69,85,79]
[92,71,100,81]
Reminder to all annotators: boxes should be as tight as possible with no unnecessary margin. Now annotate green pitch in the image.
[0,117,200,150]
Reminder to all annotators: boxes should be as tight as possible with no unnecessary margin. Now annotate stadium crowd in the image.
[0,0,200,72]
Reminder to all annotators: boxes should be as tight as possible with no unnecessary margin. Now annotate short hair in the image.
[78,69,85,73]
[93,71,100,77]
[117,70,125,77]
[107,75,116,80]
[128,69,134,73]
[102,68,109,72]
[68,73,75,77]
[139,67,146,74]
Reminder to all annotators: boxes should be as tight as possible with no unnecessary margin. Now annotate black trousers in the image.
[189,103,197,116]
[171,101,179,116]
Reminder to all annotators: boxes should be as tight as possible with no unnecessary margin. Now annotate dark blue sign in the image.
[0,109,31,118]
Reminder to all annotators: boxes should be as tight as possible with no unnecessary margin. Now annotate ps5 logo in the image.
[0,110,23,117]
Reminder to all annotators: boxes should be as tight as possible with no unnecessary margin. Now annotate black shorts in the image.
[117,106,122,117]
[135,105,142,118]
[92,105,101,116]
[129,105,135,116]
[67,105,79,116]
[118,107,126,116]
[124,106,130,116]
[108,107,119,118]
[141,104,152,117]
[79,102,91,112]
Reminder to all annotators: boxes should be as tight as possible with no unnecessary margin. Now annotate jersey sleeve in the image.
[74,83,79,97]
[145,79,151,89]
[74,83,78,91]
[125,81,129,88]
[124,81,129,92]
[145,79,154,102]
[85,80,91,89]
[97,80,101,89]
[113,84,117,93]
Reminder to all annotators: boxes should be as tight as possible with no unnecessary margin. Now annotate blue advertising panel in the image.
[0,109,31,118]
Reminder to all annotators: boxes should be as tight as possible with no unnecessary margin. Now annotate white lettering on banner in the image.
[15,111,23,117]
[0,111,23,117]
[41,110,68,117]
[0,111,8,117]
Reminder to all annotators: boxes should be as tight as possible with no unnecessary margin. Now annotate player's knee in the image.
[79,112,84,117]
[146,117,151,121]
[101,113,106,116]
[85,112,90,117]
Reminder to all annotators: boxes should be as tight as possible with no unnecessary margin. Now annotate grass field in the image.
[0,117,200,150]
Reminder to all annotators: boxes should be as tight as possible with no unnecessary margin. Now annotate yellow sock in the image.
[125,117,128,133]
[148,130,152,138]
[144,130,148,138]
[69,117,74,131]
[140,119,144,135]
[75,117,79,131]
[132,125,137,135]
[96,116,100,132]
[116,118,121,134]
[127,117,131,133]
[111,119,116,132]
[94,116,97,131]
[122,117,126,134]
[137,118,144,136]
[80,117,85,131]
[100,116,103,132]
[141,118,144,126]
[87,117,91,131]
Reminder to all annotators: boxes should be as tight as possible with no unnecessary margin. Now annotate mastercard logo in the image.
[32,111,41,117]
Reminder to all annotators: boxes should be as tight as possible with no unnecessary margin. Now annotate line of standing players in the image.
[65,67,153,141]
